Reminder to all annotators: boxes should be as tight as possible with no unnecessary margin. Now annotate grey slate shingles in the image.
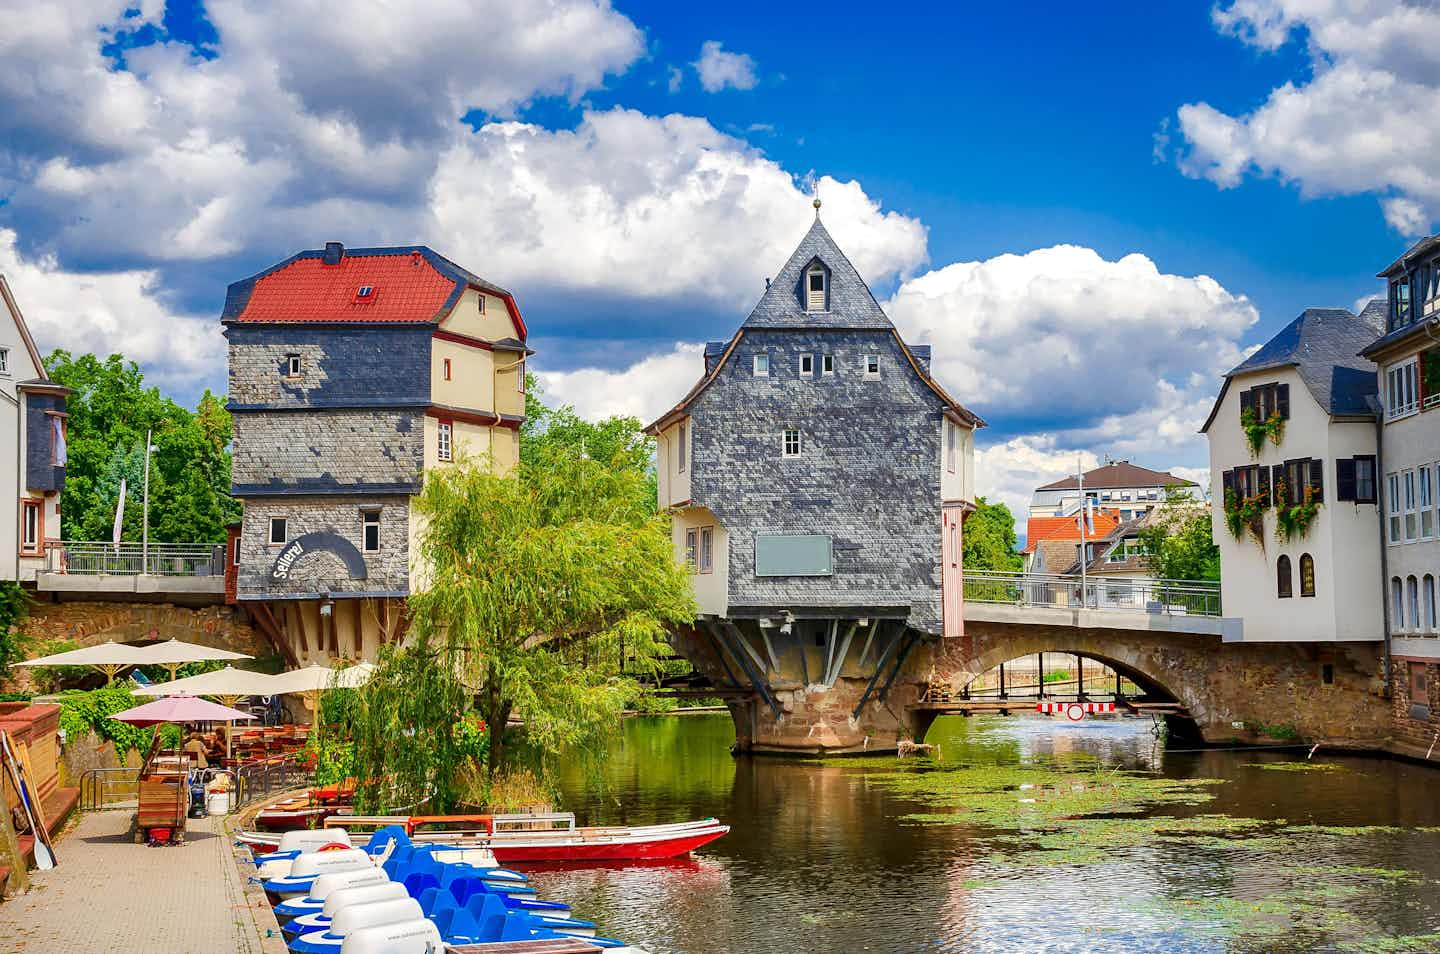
[742,218,895,330]
[1223,306,1384,418]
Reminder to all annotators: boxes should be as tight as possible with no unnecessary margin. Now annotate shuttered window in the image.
[1239,382,1290,422]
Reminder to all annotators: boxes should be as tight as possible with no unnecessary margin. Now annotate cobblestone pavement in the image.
[0,811,273,954]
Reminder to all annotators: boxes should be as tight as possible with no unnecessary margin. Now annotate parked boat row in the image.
[241,807,730,863]
[245,825,650,953]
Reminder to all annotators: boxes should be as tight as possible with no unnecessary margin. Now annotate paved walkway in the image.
[0,810,278,954]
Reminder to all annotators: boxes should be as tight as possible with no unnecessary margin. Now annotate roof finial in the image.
[812,195,822,218]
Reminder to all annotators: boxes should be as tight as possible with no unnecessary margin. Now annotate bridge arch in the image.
[957,648,1181,707]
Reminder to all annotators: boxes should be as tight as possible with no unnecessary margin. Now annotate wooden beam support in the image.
[701,627,743,689]
[711,622,782,719]
[857,620,878,667]
[759,626,780,676]
[877,630,920,703]
[824,621,858,687]
[250,601,297,668]
[851,622,901,720]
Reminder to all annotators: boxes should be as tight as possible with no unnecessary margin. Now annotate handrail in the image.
[964,570,1221,618]
[78,766,141,811]
[44,541,226,577]
[234,754,312,808]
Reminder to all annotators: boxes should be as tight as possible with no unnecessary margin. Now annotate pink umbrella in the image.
[111,695,257,727]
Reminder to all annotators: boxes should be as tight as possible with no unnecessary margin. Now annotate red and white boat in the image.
[238,811,728,863]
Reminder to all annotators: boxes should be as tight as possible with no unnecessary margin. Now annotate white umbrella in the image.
[268,664,374,722]
[9,640,148,684]
[129,639,252,681]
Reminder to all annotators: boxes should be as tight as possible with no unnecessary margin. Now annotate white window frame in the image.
[442,357,452,381]
[799,354,814,377]
[477,295,485,314]
[232,536,241,566]
[1386,356,1419,420]
[822,355,834,376]
[782,428,801,458]
[864,355,880,378]
[1421,464,1436,541]
[676,422,687,473]
[0,348,9,375]
[269,517,288,546]
[753,354,769,377]
[437,420,453,462]
[698,526,714,574]
[806,267,827,312]
[945,421,957,473]
[685,528,698,569]
[1388,472,1403,544]
[286,354,302,378]
[20,500,39,553]
[1424,574,1438,632]
[517,358,526,393]
[361,509,381,553]
[1393,577,1405,631]
[1409,576,1421,631]
[1404,468,1419,543]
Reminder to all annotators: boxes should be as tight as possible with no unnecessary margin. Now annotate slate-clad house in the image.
[1202,305,1385,645]
[647,210,982,753]
[0,276,69,582]
[224,243,529,664]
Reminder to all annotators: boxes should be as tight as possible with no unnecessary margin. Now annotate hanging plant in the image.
[1223,488,1269,549]
[1274,481,1321,544]
[1240,407,1285,457]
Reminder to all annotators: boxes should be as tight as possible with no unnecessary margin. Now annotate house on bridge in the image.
[1203,305,1386,648]
[646,206,983,753]
[223,242,530,665]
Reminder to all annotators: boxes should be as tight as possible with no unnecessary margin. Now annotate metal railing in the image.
[78,766,141,811]
[964,570,1221,618]
[235,754,312,808]
[44,541,226,577]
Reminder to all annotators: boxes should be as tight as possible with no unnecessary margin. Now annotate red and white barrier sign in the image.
[1036,701,1116,722]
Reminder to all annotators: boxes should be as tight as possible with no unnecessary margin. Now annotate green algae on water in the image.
[1244,760,1349,772]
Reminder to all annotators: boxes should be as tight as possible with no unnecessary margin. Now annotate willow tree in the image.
[349,442,695,811]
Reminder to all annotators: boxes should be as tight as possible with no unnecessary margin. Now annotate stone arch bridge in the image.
[670,594,1389,756]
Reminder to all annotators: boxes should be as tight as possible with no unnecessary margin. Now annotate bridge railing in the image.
[44,541,226,577]
[964,570,1221,618]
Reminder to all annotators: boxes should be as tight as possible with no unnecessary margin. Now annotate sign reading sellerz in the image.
[270,539,309,582]
[267,531,369,584]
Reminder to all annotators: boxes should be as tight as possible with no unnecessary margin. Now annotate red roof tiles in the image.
[230,252,460,324]
[1023,511,1121,548]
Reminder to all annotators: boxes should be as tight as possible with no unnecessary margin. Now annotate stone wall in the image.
[236,496,411,598]
[690,328,947,633]
[231,410,423,495]
[226,324,431,410]
[1390,658,1440,750]
[2,600,272,691]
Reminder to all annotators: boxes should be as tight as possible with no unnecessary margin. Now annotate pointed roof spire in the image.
[742,217,893,330]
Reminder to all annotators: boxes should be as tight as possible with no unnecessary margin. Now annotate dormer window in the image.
[1425,262,1440,318]
[754,353,769,376]
[806,265,827,312]
[355,285,375,302]
[1393,277,1412,329]
[864,355,880,378]
[285,354,302,378]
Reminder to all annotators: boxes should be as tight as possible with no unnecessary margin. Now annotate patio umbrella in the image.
[268,664,374,721]
[111,695,256,770]
[131,666,279,759]
[129,639,253,681]
[9,640,148,684]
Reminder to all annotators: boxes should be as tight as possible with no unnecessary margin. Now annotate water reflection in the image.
[531,714,1440,954]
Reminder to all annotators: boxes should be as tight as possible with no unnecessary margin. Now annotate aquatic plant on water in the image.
[1223,488,1268,549]
[1240,406,1285,457]
[1273,480,1321,543]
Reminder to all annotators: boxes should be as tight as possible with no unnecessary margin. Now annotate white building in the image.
[1029,460,1198,522]
[1366,239,1440,745]
[0,277,68,581]
[1202,306,1385,644]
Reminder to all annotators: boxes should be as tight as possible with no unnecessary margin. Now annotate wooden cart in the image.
[134,737,190,844]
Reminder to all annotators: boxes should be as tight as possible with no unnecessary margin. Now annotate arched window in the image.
[1299,553,1316,598]
[1408,576,1421,632]
[1424,575,1437,632]
[1393,577,1405,630]
[1276,555,1293,599]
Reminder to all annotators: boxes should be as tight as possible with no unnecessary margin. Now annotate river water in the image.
[528,712,1440,954]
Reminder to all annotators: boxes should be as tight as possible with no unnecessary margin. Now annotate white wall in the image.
[655,417,692,508]
[0,289,45,581]
[671,506,727,616]
[939,418,974,504]
[1207,365,1383,642]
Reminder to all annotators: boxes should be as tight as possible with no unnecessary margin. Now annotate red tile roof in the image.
[1023,511,1121,548]
[230,251,459,323]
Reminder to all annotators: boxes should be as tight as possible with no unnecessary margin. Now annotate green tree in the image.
[521,375,656,504]
[45,351,240,543]
[0,582,32,684]
[963,496,1023,573]
[347,443,696,813]
[1139,486,1220,582]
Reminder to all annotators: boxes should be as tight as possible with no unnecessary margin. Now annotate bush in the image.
[57,685,165,756]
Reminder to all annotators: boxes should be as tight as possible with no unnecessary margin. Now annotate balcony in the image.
[37,541,227,597]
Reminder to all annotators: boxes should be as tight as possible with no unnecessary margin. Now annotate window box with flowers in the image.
[1224,488,1269,549]
[1274,478,1321,544]
[1240,406,1285,457]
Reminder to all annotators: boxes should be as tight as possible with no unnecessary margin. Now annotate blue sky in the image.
[0,0,1430,518]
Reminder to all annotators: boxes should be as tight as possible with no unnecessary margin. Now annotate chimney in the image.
[322,242,345,266]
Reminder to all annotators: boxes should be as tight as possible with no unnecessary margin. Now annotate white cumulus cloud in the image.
[1175,0,1440,233]
[693,40,759,92]
[0,229,224,393]
[534,343,706,422]
[429,109,928,308]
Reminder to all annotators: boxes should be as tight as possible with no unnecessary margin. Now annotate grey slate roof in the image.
[1204,307,1384,430]
[742,218,894,330]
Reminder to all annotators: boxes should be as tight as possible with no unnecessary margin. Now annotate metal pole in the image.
[141,428,152,576]
[1076,653,1085,699]
[1077,458,1088,609]
[1037,652,1044,698]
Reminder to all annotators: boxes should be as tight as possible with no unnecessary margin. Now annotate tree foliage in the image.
[521,375,656,504]
[0,582,32,685]
[1139,486,1221,582]
[46,351,239,543]
[347,437,695,812]
[963,496,1023,573]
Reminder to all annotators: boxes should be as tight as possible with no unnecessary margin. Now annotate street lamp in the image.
[141,429,157,575]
